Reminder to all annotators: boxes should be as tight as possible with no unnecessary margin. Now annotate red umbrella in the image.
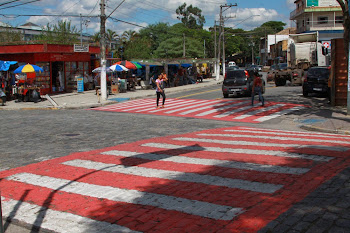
[113,60,137,69]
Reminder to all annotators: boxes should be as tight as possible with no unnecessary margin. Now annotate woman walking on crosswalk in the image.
[156,71,168,109]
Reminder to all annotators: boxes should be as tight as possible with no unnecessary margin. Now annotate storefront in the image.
[0,44,100,95]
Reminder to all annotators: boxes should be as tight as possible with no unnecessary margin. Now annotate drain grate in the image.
[62,133,80,137]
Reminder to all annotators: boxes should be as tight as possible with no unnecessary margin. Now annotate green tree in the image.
[0,27,24,43]
[92,32,100,43]
[176,3,206,29]
[139,22,171,52]
[38,20,79,44]
[124,37,152,59]
[260,21,286,32]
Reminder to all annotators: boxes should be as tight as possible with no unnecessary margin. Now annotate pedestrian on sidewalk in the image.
[156,71,168,109]
[251,71,264,106]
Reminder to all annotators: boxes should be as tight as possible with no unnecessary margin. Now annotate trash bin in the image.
[119,79,127,93]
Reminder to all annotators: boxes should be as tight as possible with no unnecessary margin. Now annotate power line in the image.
[0,0,21,7]
[0,0,41,10]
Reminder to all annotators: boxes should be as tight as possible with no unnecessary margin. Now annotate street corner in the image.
[1,126,350,232]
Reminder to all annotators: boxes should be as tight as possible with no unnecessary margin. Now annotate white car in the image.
[228,61,236,67]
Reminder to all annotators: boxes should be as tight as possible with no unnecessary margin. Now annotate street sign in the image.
[323,42,330,48]
[77,77,84,93]
[74,44,89,52]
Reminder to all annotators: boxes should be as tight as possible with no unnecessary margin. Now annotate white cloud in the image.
[21,0,292,35]
[224,8,281,30]
[286,0,295,10]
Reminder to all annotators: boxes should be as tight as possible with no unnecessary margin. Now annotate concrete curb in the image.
[299,124,350,135]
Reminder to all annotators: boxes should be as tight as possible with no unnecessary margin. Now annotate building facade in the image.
[290,0,343,41]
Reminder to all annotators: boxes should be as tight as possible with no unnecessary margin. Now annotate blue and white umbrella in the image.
[109,64,129,72]
[92,67,113,73]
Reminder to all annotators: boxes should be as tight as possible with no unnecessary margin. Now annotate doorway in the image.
[52,61,64,92]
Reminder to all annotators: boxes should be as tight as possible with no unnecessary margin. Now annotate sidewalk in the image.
[0,77,223,110]
[297,106,350,135]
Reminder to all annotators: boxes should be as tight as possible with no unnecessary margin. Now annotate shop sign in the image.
[77,77,84,93]
[307,0,318,6]
[74,44,89,52]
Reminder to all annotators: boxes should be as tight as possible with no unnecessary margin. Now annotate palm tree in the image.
[121,30,137,42]
[92,32,101,43]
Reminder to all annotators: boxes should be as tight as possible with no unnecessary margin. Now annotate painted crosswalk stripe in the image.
[7,173,244,220]
[195,101,250,116]
[255,106,305,122]
[112,99,155,109]
[165,100,223,114]
[102,150,310,175]
[1,197,140,233]
[179,100,245,115]
[136,99,196,112]
[233,104,285,120]
[173,136,307,149]
[190,135,348,152]
[196,133,350,146]
[213,104,254,118]
[227,127,350,139]
[141,143,332,162]
[123,99,178,111]
[149,99,208,112]
[62,159,282,193]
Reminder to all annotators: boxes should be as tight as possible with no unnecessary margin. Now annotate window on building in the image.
[302,20,305,27]
[335,16,343,24]
[307,18,310,25]
[317,16,328,24]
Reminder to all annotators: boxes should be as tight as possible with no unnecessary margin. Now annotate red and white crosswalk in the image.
[91,98,305,123]
[1,126,350,232]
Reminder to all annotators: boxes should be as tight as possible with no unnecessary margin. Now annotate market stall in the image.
[13,64,44,102]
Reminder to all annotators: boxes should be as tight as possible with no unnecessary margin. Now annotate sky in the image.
[0,0,296,35]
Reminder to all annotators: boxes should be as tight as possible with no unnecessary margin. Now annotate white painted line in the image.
[1,196,140,233]
[63,159,282,193]
[229,127,350,139]
[102,150,310,175]
[148,99,202,112]
[195,101,250,116]
[179,100,239,115]
[7,173,244,220]
[141,143,332,162]
[233,104,285,120]
[213,105,254,118]
[175,136,302,148]
[254,106,305,122]
[123,99,177,111]
[165,100,222,114]
[196,133,350,147]
[136,99,194,112]
[185,135,347,152]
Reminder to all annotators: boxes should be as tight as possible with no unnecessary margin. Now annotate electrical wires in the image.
[0,0,41,10]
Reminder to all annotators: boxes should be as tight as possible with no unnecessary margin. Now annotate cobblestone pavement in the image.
[259,167,350,233]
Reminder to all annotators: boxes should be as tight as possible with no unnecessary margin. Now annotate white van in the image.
[228,61,236,67]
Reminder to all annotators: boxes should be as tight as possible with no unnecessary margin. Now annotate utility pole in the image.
[216,3,237,81]
[216,9,222,81]
[183,33,186,58]
[100,0,107,101]
[214,20,217,75]
[80,14,83,45]
[204,39,206,58]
